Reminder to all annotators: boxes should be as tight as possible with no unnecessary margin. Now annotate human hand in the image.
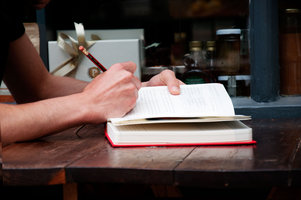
[142,69,185,95]
[81,61,141,123]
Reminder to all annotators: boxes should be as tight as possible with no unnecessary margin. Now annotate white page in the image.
[109,83,235,123]
[107,121,252,144]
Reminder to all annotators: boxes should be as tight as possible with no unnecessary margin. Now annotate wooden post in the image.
[63,183,78,200]
[151,185,183,198]
[249,0,280,102]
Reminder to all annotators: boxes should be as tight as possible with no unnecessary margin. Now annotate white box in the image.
[57,29,144,41]
[48,39,143,81]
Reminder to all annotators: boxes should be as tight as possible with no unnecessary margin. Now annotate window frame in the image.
[234,0,301,118]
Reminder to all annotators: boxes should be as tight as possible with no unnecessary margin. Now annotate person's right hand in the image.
[81,61,141,123]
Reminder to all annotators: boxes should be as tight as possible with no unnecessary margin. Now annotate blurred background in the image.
[15,0,301,99]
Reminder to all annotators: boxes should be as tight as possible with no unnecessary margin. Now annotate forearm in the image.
[39,74,88,99]
[1,61,143,145]
[0,92,90,145]
[4,33,88,103]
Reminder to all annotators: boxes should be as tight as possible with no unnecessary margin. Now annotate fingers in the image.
[83,62,141,122]
[144,69,183,95]
[118,61,137,74]
[159,70,181,95]
[110,62,141,90]
[132,75,142,90]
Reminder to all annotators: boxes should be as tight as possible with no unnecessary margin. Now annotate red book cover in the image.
[105,128,256,148]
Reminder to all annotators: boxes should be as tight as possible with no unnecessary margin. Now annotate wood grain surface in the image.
[2,119,301,189]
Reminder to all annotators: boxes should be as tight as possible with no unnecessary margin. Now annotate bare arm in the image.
[4,33,88,103]
[4,33,182,102]
[1,33,182,145]
[1,62,141,145]
[0,93,87,144]
[1,34,141,145]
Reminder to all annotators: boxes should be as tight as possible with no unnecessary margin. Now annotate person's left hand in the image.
[142,69,185,95]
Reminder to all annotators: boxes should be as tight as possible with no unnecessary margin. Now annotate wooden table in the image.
[2,119,301,199]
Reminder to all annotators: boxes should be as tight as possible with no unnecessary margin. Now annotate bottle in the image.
[182,41,210,84]
[279,8,301,95]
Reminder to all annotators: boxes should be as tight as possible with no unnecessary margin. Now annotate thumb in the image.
[159,70,183,95]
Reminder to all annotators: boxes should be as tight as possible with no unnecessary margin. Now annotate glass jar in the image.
[182,41,210,84]
[279,8,301,95]
[215,29,241,76]
[171,65,186,82]
[215,29,241,97]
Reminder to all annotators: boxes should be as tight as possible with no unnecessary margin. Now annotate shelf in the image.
[233,96,301,118]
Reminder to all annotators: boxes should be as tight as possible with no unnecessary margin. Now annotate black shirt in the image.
[0,4,25,82]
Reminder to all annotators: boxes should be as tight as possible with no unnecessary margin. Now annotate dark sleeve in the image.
[0,11,25,82]
[3,11,25,41]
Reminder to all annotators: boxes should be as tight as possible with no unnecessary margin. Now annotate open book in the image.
[106,83,255,147]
